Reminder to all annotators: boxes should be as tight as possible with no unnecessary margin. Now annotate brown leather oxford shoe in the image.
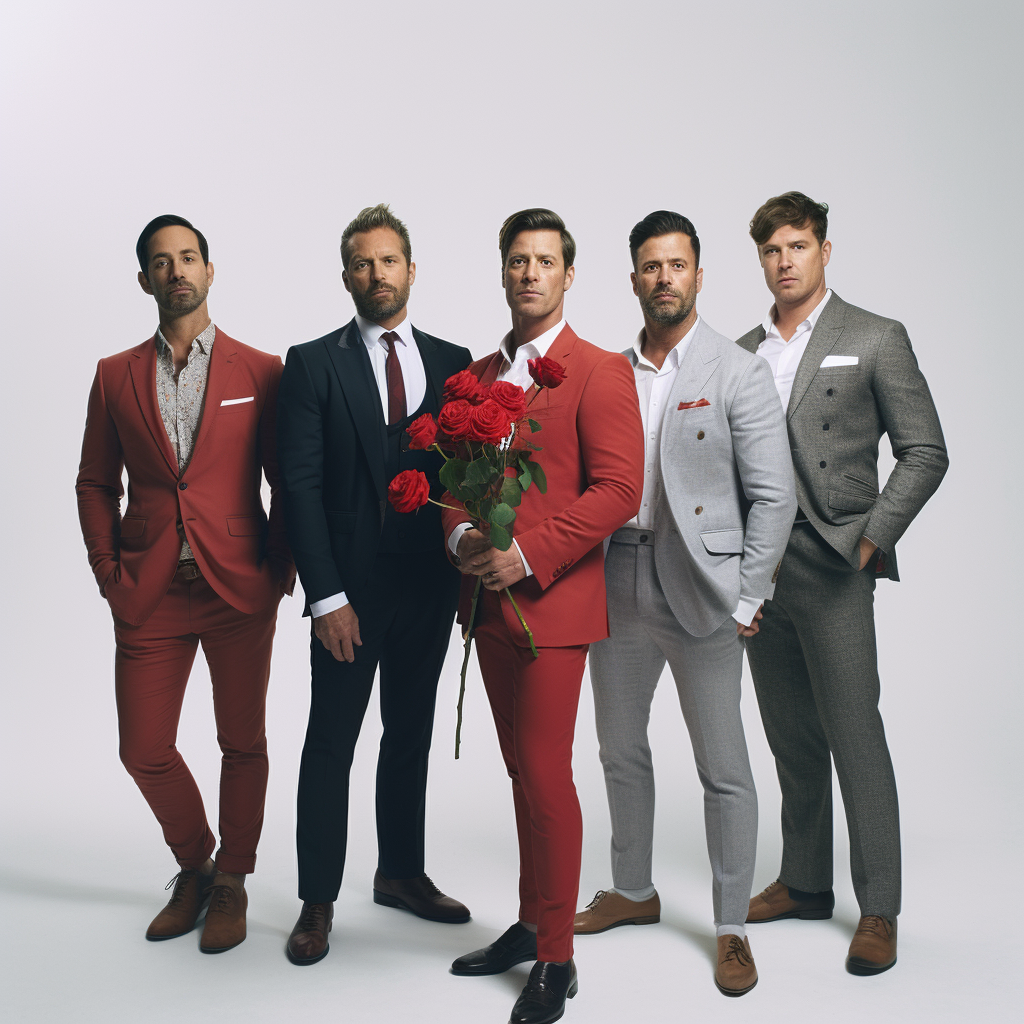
[287,901,334,965]
[145,867,216,941]
[846,915,897,975]
[715,934,758,996]
[372,870,470,923]
[199,874,247,953]
[746,879,834,923]
[573,889,660,934]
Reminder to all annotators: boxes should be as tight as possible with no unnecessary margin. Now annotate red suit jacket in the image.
[76,329,294,626]
[442,325,644,648]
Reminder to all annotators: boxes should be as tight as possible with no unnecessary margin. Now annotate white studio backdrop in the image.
[1,2,1020,1022]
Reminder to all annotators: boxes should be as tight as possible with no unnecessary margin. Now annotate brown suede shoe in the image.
[145,868,216,941]
[199,874,247,953]
[372,870,470,923]
[746,879,834,923]
[846,915,897,975]
[715,935,758,996]
[573,889,661,934]
[287,902,334,965]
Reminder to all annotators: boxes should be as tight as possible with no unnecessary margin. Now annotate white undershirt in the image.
[755,289,832,411]
[309,314,427,618]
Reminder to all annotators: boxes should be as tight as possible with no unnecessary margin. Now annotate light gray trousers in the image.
[589,531,757,929]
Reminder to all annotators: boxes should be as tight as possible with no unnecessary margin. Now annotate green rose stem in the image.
[455,576,482,760]
[504,587,538,658]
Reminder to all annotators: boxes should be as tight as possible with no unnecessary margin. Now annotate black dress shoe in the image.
[450,922,538,975]
[372,870,470,923]
[510,960,578,1024]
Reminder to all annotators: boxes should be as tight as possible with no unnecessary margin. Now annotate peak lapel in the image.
[667,320,721,408]
[127,337,179,477]
[786,295,845,420]
[413,327,444,407]
[188,329,241,468]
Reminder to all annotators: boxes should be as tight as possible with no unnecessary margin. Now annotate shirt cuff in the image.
[310,591,349,617]
[732,595,763,628]
[448,522,473,557]
[513,539,533,578]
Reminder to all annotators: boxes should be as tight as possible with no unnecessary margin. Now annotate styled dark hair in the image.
[136,215,209,275]
[628,210,700,268]
[749,191,829,246]
[499,208,576,270]
[340,203,412,268]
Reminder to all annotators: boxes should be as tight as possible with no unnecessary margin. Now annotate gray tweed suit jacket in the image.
[736,292,948,581]
[646,318,797,636]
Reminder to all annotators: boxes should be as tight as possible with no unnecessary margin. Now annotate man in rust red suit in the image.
[76,215,293,953]
[445,209,644,1024]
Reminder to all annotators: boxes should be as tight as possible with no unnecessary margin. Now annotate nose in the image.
[656,264,672,286]
[522,258,540,282]
[778,248,793,269]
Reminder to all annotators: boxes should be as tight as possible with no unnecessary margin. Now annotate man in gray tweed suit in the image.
[738,192,947,976]
[573,211,796,997]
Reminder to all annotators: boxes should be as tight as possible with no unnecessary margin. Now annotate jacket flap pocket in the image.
[326,511,357,535]
[700,528,745,554]
[119,516,146,539]
[827,490,875,513]
[226,515,264,537]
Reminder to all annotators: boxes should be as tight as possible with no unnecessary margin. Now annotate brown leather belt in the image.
[175,560,203,582]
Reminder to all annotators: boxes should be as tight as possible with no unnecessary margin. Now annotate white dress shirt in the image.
[755,289,832,411]
[446,318,567,576]
[309,314,427,618]
[626,318,761,628]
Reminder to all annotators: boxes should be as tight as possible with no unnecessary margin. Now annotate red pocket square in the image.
[678,398,710,410]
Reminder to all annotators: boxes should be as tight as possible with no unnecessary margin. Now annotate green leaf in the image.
[489,502,516,528]
[489,522,512,551]
[465,458,496,489]
[501,478,522,507]
[478,498,493,523]
[530,461,548,494]
[527,418,542,433]
[439,459,468,493]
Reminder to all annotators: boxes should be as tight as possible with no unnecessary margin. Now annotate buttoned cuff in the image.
[310,591,349,617]
[732,595,763,628]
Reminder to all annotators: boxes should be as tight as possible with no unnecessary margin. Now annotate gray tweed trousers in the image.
[745,522,901,919]
[589,533,757,929]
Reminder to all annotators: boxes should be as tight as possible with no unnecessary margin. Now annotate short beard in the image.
[641,288,694,326]
[353,282,410,323]
[157,282,207,317]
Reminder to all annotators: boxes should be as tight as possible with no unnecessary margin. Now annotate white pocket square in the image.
[221,396,254,406]
[820,355,858,367]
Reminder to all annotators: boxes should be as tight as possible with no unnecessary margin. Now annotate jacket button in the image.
[823,423,829,430]
[819,461,827,468]
[697,430,705,440]
[826,388,834,396]
[638,533,648,543]
[695,506,703,515]
[178,481,188,490]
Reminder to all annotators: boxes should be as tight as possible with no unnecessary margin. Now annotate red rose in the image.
[488,380,528,421]
[406,413,438,450]
[388,469,431,514]
[437,399,474,440]
[467,398,513,445]
[444,369,484,404]
[528,356,566,389]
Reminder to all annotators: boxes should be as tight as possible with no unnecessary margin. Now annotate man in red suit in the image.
[445,209,644,1024]
[76,215,294,953]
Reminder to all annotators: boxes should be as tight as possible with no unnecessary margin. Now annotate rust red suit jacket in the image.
[76,329,294,626]
[441,325,644,648]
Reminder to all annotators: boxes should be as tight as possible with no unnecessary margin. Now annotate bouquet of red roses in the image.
[386,356,566,756]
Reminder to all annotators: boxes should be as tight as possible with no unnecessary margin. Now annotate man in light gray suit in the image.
[738,192,947,977]
[574,212,796,997]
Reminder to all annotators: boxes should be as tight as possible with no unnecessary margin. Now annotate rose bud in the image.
[406,413,438,450]
[528,356,566,389]
[388,469,431,514]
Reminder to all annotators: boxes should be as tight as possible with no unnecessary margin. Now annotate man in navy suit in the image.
[277,205,473,964]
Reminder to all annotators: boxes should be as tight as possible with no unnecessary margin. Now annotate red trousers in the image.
[474,590,587,963]
[113,570,278,874]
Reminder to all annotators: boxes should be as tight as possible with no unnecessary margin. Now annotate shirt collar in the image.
[631,315,701,373]
[498,318,566,369]
[355,312,415,352]
[762,288,832,340]
[155,321,216,355]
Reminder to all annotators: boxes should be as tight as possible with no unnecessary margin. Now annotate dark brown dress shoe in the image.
[510,959,577,1024]
[145,868,216,941]
[715,935,758,996]
[372,870,470,923]
[746,879,834,923]
[287,902,334,965]
[846,915,897,975]
[199,874,247,953]
[573,889,660,934]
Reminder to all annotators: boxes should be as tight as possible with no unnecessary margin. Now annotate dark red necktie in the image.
[382,331,407,424]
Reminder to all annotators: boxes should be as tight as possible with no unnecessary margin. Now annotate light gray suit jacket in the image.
[642,318,797,637]
[736,292,948,581]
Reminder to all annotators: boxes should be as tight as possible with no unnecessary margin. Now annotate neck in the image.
[158,303,212,356]
[640,308,698,370]
[508,306,563,356]
[772,282,827,339]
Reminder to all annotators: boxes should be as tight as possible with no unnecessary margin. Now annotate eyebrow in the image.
[511,251,558,260]
[151,248,200,259]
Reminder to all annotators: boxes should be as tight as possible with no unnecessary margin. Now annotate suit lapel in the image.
[524,324,578,410]
[127,337,179,477]
[413,327,445,408]
[325,319,387,500]
[737,326,765,354]
[188,328,241,468]
[786,294,845,420]
[665,320,722,412]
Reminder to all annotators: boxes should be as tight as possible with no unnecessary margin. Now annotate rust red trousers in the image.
[113,570,278,874]
[474,590,587,963]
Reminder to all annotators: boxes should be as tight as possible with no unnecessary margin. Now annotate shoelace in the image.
[163,870,193,907]
[420,876,444,899]
[298,903,329,930]
[206,884,238,915]
[723,936,752,965]
[584,890,609,912]
[756,880,784,901]
[854,915,890,938]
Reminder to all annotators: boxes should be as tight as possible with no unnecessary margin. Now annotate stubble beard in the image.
[642,287,694,326]
[157,281,208,317]
[354,281,410,323]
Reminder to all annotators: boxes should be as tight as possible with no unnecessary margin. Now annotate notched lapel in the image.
[188,330,241,468]
[787,297,845,419]
[325,321,387,500]
[128,338,179,477]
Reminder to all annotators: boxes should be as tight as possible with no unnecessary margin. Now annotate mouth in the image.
[777,277,797,285]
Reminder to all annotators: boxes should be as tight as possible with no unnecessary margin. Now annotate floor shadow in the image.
[0,869,156,908]
[657,913,719,965]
